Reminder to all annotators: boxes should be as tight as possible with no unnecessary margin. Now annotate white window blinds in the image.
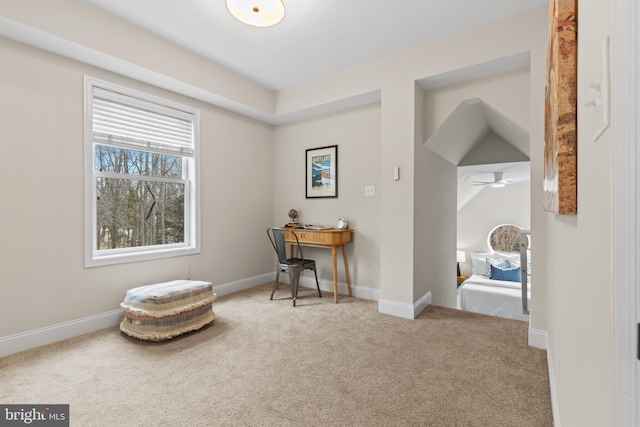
[92,87,195,157]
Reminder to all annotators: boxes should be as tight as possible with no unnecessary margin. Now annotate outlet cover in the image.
[364,185,375,197]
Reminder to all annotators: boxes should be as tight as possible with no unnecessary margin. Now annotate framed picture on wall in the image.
[543,0,577,214]
[306,145,338,198]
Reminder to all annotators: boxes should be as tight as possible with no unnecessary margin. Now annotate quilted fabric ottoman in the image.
[120,280,216,341]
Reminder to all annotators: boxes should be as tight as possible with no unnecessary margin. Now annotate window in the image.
[84,77,200,267]
[487,224,523,253]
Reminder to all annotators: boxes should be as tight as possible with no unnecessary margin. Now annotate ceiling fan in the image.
[471,172,529,187]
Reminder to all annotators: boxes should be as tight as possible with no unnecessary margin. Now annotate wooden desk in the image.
[284,228,354,303]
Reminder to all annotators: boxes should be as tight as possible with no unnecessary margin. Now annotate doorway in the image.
[420,60,534,324]
[456,163,531,321]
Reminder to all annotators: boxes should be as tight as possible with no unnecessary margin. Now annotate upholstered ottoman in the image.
[120,280,216,341]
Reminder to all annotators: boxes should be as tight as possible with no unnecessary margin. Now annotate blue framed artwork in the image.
[305,145,337,198]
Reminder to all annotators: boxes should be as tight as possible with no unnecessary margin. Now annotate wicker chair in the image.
[267,227,321,306]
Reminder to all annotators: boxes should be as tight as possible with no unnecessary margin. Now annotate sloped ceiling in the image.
[457,161,530,211]
[425,97,529,165]
[423,98,530,211]
[460,131,529,166]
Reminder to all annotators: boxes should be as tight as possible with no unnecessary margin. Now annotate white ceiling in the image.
[459,162,530,182]
[457,162,530,211]
[78,0,548,91]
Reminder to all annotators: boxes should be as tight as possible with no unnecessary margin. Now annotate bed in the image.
[457,228,531,322]
[457,274,530,321]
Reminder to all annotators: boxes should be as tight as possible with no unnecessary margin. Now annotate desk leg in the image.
[332,246,338,303]
[342,245,352,297]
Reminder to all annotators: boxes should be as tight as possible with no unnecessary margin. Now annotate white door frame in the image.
[613,0,638,425]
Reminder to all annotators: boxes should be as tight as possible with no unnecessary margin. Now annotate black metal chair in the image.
[267,227,321,306]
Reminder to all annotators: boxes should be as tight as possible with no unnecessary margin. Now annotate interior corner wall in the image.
[413,84,428,305]
[0,37,275,337]
[415,149,458,307]
[414,83,457,307]
[272,104,382,291]
[457,184,531,276]
[526,15,549,338]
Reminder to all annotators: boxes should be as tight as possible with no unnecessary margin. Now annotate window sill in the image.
[85,245,199,268]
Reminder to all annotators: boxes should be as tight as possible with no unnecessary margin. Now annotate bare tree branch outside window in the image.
[95,146,185,250]
[489,224,522,253]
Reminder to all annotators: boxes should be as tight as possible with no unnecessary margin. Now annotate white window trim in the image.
[83,76,201,267]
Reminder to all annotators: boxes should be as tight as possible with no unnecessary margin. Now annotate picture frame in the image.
[306,145,338,198]
[543,0,577,214]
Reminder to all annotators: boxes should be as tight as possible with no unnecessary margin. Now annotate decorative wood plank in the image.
[544,0,578,215]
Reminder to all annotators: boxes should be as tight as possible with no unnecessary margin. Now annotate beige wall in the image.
[546,0,616,424]
[0,37,275,336]
[272,104,382,290]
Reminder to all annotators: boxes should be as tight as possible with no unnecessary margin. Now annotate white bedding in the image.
[457,274,530,322]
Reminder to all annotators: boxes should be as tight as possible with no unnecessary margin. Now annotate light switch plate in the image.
[584,36,610,141]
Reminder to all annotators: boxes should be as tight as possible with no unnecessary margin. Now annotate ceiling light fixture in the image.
[226,0,286,27]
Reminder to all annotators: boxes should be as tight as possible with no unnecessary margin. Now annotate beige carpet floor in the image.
[0,283,552,426]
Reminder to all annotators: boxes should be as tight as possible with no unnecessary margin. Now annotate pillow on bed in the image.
[485,258,511,277]
[470,252,493,275]
[490,264,522,282]
[471,251,524,276]
[494,251,521,268]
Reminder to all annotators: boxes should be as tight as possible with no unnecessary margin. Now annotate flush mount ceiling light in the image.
[226,0,286,27]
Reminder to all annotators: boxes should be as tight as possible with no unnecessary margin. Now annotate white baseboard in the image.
[546,344,561,427]
[413,291,432,318]
[350,284,382,301]
[212,272,274,296]
[378,298,414,319]
[528,327,547,350]
[0,309,123,358]
[378,291,432,320]
[297,276,382,301]
[0,273,275,358]
[529,328,560,427]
